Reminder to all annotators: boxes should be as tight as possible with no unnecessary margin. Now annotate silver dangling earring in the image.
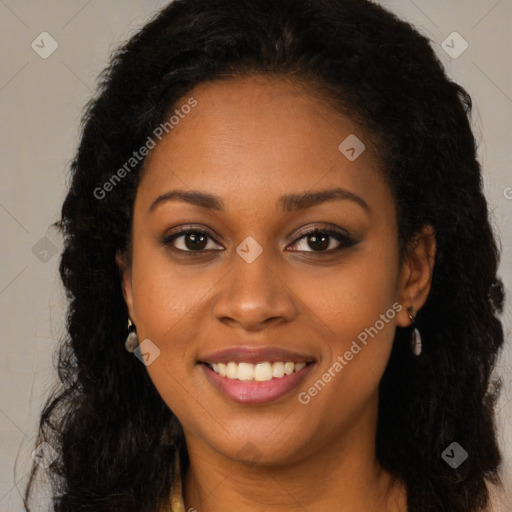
[407,306,422,356]
[125,318,139,353]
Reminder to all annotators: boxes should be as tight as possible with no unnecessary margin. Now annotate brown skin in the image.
[117,76,436,511]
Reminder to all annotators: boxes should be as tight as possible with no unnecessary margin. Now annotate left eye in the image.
[288,229,354,252]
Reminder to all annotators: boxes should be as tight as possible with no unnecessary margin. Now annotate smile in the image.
[199,361,315,405]
[207,361,307,381]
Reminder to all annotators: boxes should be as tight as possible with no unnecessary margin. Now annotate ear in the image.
[115,250,136,324]
[396,225,436,327]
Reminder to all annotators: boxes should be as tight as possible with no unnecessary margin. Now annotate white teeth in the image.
[272,361,285,378]
[284,362,294,375]
[226,361,238,379]
[208,361,308,381]
[237,362,254,381]
[254,362,273,382]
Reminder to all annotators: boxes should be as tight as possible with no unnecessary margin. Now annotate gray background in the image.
[1,0,511,510]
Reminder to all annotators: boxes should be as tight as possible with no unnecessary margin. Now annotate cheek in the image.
[129,237,215,345]
[294,242,399,342]
[129,246,215,425]
[291,239,400,399]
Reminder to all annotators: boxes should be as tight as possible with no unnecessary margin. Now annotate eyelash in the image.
[161,224,357,256]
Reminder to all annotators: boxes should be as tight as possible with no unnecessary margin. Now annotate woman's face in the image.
[118,76,420,465]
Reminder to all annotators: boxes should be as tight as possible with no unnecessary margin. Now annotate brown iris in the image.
[307,233,329,251]
[184,232,208,250]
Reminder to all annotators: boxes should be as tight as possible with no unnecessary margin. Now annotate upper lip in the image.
[199,346,316,364]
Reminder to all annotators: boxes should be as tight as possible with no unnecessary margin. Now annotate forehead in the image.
[136,76,392,218]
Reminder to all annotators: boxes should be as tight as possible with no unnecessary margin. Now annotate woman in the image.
[24,0,507,511]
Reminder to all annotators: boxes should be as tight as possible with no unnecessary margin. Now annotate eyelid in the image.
[163,224,221,238]
[290,223,351,242]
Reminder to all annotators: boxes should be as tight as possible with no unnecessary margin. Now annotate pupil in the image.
[308,233,329,251]
[185,232,207,250]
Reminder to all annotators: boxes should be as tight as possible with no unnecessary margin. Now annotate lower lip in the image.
[199,363,315,405]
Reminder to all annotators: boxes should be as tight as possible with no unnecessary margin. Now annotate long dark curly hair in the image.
[23,0,505,511]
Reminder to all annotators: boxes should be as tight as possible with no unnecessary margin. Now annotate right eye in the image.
[162,228,224,253]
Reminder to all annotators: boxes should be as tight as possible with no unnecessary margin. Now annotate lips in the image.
[198,346,315,365]
[197,345,316,405]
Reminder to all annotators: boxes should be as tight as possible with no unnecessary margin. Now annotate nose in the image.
[211,248,298,332]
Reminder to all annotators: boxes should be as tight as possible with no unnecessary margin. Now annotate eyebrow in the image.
[149,187,370,214]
